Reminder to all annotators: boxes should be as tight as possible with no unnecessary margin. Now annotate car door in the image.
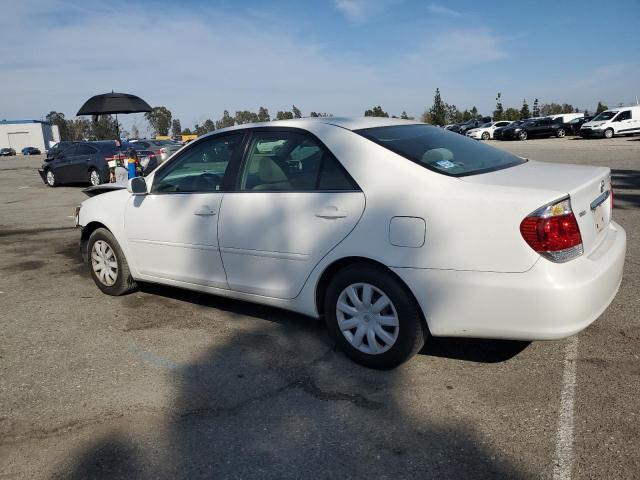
[70,144,98,181]
[612,110,634,134]
[217,129,366,299]
[124,132,246,287]
[54,145,78,182]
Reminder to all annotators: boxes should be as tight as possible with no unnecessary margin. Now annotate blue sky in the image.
[1,0,639,133]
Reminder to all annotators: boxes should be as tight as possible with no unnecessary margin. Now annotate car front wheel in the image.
[518,131,527,140]
[45,169,58,187]
[481,131,490,140]
[87,228,137,296]
[324,264,425,369]
[556,128,565,138]
[604,128,614,139]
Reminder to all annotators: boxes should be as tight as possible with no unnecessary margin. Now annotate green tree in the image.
[520,99,530,119]
[171,119,182,137]
[504,108,521,121]
[234,110,259,124]
[493,92,504,121]
[276,110,294,120]
[427,88,447,126]
[257,107,270,122]
[532,98,540,117]
[400,111,409,120]
[462,109,471,121]
[90,115,120,140]
[445,104,462,124]
[215,110,235,129]
[470,106,479,119]
[131,125,140,139]
[144,106,172,136]
[182,127,193,135]
[540,103,563,116]
[364,105,389,117]
[66,118,92,141]
[561,103,574,114]
[46,111,70,140]
[292,105,302,119]
[595,101,608,114]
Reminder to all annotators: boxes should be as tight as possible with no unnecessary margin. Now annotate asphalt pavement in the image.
[1,136,638,479]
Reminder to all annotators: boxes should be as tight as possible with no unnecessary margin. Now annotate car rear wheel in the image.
[89,168,102,186]
[45,169,58,187]
[604,128,614,139]
[324,264,425,369]
[518,131,528,140]
[87,228,137,296]
[481,131,490,140]
[556,128,565,138]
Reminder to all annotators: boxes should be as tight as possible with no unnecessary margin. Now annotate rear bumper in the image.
[393,221,626,340]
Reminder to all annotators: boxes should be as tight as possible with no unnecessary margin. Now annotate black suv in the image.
[0,147,16,156]
[39,141,138,187]
[500,117,567,140]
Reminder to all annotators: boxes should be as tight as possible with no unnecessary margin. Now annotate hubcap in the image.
[558,129,565,137]
[336,283,399,355]
[46,171,54,185]
[90,170,100,186]
[91,240,118,286]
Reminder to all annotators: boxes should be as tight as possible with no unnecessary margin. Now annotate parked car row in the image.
[461,107,640,141]
[0,146,43,156]
[37,140,166,187]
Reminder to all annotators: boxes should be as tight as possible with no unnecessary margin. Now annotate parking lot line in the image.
[552,336,578,480]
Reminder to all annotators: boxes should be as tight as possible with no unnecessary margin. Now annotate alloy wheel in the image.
[91,240,118,286]
[336,283,400,355]
[46,170,55,186]
[90,170,101,186]
[557,129,565,138]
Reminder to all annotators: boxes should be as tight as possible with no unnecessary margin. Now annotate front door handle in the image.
[194,206,217,216]
[315,206,348,219]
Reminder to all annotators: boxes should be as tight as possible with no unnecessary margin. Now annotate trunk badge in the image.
[600,180,605,193]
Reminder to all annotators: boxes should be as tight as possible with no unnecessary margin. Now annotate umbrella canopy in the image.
[77,92,152,116]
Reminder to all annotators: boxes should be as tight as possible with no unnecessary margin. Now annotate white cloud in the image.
[0,0,567,125]
[333,0,403,23]
[426,4,462,16]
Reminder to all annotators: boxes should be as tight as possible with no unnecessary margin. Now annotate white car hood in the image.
[582,121,606,128]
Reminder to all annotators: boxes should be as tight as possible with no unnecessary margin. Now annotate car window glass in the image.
[355,124,525,177]
[240,131,354,191]
[616,111,631,121]
[152,133,242,193]
[61,145,78,157]
[76,145,96,155]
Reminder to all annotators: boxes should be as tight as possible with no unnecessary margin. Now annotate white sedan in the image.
[76,117,626,369]
[466,120,512,140]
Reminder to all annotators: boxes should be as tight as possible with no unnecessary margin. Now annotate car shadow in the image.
[611,169,640,210]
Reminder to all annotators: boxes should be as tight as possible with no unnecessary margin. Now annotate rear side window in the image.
[239,131,356,191]
[616,111,632,121]
[355,124,525,177]
[77,145,97,155]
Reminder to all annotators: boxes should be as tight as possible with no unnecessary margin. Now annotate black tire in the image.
[324,263,425,369]
[89,168,102,186]
[604,128,614,139]
[518,131,527,140]
[45,168,58,187]
[481,131,490,140]
[556,128,565,138]
[87,228,137,296]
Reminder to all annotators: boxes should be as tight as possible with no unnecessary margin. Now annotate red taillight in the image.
[520,198,583,262]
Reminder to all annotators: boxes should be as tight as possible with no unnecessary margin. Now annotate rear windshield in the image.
[355,124,526,176]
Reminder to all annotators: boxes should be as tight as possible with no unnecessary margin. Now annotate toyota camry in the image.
[76,117,626,369]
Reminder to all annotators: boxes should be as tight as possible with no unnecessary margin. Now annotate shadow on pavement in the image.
[611,169,640,210]
[53,283,533,479]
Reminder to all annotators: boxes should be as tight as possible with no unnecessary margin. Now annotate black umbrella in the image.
[77,91,152,139]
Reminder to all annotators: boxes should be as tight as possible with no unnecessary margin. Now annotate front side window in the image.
[615,110,632,121]
[77,145,97,155]
[355,124,525,177]
[239,131,355,191]
[152,133,243,193]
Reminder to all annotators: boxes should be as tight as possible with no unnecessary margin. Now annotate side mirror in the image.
[127,177,148,195]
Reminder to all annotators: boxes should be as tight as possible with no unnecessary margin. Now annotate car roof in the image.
[212,116,422,136]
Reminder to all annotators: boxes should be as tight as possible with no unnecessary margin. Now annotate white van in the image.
[580,105,640,138]
[551,112,584,124]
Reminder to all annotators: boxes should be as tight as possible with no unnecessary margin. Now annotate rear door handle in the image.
[194,206,217,216]
[315,206,348,219]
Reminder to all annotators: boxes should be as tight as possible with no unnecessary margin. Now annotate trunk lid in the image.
[462,160,612,256]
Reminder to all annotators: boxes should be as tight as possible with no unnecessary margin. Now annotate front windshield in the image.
[355,124,525,176]
[593,111,617,121]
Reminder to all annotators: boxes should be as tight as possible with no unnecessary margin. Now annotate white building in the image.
[0,120,60,153]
